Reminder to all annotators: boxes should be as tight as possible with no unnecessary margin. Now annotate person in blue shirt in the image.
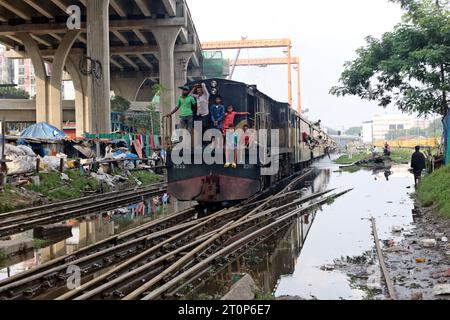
[210,95,225,130]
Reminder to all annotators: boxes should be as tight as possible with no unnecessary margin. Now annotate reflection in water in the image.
[193,157,416,300]
[191,170,328,299]
[0,198,193,281]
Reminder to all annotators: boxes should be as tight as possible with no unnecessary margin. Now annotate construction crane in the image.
[229,57,302,113]
[201,39,294,107]
[228,36,248,80]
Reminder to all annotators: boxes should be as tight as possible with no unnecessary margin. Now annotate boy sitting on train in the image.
[210,95,225,130]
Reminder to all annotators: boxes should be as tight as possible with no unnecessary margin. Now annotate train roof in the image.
[189,78,327,134]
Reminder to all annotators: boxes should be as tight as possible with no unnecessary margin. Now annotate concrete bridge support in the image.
[87,0,111,134]
[17,31,80,130]
[152,27,182,117]
[66,55,89,137]
[111,73,149,102]
[174,52,194,94]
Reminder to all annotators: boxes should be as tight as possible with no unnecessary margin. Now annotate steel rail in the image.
[123,189,343,300]
[0,182,167,219]
[57,191,322,300]
[137,189,352,300]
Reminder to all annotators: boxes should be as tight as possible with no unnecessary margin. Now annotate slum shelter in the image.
[1,122,69,175]
[83,132,162,159]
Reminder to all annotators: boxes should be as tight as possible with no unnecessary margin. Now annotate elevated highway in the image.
[0,0,203,136]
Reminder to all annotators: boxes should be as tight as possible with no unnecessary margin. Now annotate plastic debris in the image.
[433,284,450,296]
[441,236,448,243]
[420,239,437,248]
[415,258,427,263]
[320,265,335,271]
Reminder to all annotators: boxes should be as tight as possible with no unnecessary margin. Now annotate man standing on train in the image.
[164,86,197,136]
[191,83,210,133]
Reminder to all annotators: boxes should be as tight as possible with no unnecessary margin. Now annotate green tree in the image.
[111,95,131,113]
[345,126,363,136]
[331,0,449,157]
[125,103,161,135]
[0,86,30,99]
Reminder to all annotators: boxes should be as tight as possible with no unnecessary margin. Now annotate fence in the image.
[374,138,440,149]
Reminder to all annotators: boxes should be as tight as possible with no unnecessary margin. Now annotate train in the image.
[167,78,335,205]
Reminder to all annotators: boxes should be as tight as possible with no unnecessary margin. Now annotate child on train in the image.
[222,105,250,133]
[210,95,225,130]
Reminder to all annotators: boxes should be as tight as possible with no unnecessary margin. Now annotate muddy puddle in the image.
[0,198,194,281]
[191,156,420,300]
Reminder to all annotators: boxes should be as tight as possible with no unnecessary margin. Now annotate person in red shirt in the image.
[222,105,250,133]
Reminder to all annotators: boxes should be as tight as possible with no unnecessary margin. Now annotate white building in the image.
[362,121,373,143]
[362,114,433,143]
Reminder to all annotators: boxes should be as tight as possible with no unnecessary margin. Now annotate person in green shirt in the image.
[165,86,197,135]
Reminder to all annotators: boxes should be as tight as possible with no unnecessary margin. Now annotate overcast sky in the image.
[187,0,405,130]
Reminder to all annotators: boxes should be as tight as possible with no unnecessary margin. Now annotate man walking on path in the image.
[411,146,426,187]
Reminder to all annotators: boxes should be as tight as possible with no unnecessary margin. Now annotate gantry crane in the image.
[230,57,302,113]
[201,39,294,108]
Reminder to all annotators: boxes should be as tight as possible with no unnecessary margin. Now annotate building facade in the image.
[0,46,14,84]
[362,114,434,143]
[13,58,36,98]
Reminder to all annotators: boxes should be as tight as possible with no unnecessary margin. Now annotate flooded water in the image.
[0,198,193,281]
[1,156,419,299]
[193,155,416,300]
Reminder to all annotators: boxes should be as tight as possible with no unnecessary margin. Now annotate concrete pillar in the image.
[66,54,89,136]
[111,72,148,102]
[17,33,48,124]
[48,30,81,128]
[174,52,193,92]
[87,0,111,134]
[152,27,181,116]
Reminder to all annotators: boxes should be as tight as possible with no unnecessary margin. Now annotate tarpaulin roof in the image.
[20,122,66,141]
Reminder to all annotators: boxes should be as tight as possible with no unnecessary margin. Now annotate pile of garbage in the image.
[1,143,71,175]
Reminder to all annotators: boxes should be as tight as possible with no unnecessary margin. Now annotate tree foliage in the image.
[111,95,131,113]
[385,118,443,139]
[331,0,450,117]
[345,126,363,136]
[0,86,30,99]
[124,103,161,135]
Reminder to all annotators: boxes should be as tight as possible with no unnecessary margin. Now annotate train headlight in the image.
[211,88,218,95]
[210,80,217,88]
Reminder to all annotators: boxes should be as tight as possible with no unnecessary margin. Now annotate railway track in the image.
[56,190,342,300]
[0,189,306,300]
[0,182,167,237]
[0,169,352,300]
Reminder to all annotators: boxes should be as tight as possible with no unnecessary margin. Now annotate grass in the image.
[33,239,52,249]
[0,249,6,263]
[0,185,30,213]
[390,148,413,164]
[254,290,274,300]
[25,171,101,201]
[335,153,369,165]
[336,148,413,166]
[417,165,450,218]
[131,171,163,186]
